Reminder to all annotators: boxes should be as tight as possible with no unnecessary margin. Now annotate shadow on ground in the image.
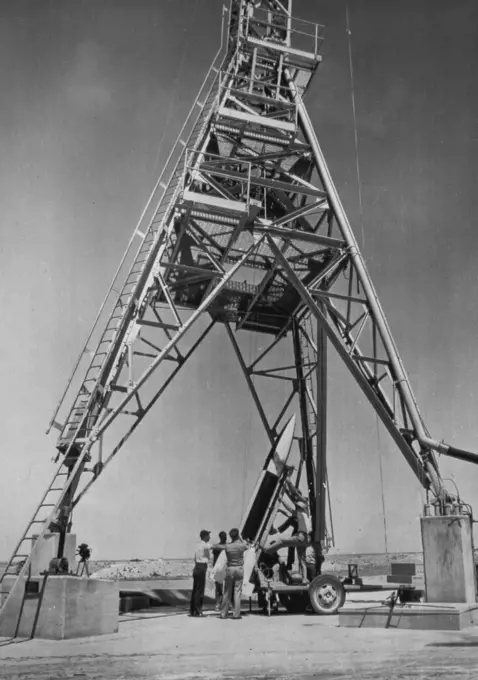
[427,641,478,647]
[0,638,30,648]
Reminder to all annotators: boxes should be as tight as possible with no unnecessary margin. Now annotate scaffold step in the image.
[217,107,296,133]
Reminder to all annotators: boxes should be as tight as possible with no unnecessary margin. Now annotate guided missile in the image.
[240,414,296,545]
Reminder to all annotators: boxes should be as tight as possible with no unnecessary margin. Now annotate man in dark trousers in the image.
[189,529,211,617]
[216,528,249,620]
[212,530,227,611]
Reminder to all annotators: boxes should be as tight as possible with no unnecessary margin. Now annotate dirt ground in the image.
[1,592,478,680]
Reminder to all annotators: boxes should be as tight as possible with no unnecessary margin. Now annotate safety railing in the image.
[218,70,297,125]
[46,6,231,435]
[245,7,325,58]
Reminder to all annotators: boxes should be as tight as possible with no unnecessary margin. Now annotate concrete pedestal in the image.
[421,515,477,604]
[30,533,77,576]
[0,575,118,639]
[339,514,478,631]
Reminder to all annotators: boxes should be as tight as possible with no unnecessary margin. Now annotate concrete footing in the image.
[421,514,477,604]
[0,575,118,639]
[338,601,478,631]
[30,533,77,576]
[339,514,478,631]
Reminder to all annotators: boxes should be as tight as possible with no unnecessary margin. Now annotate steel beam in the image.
[225,323,275,445]
[73,319,217,508]
[253,224,345,248]
[287,74,446,499]
[315,310,327,546]
[266,235,430,490]
[95,240,262,439]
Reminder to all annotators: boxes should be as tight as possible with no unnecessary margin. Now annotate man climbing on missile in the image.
[264,530,308,582]
[268,476,313,574]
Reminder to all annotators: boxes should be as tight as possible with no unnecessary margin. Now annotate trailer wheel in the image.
[308,573,345,615]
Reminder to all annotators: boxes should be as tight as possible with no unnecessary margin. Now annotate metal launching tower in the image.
[2,0,478,624]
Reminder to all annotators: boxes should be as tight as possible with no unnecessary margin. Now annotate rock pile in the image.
[91,558,192,581]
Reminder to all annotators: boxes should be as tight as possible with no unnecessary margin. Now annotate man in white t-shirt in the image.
[189,529,211,617]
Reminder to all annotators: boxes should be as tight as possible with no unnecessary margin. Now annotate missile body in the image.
[240,414,296,545]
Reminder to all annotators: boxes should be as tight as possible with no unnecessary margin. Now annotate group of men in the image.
[190,527,250,619]
[190,510,324,618]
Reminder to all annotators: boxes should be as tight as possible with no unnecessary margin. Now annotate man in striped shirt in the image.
[189,529,211,617]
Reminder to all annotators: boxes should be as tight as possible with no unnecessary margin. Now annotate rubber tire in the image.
[308,573,346,615]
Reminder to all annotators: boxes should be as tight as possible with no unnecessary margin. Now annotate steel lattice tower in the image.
[1,0,476,626]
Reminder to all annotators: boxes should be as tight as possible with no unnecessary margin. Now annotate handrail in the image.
[46,7,230,435]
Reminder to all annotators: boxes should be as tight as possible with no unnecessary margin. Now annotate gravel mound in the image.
[91,558,192,581]
[91,559,166,580]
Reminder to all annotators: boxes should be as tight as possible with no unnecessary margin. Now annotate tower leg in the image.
[315,313,327,548]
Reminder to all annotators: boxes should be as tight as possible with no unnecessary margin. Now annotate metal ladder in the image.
[59,70,225,448]
[1,54,232,632]
[0,455,77,624]
[0,470,66,579]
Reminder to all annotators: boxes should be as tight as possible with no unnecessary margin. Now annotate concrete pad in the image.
[0,575,118,639]
[2,604,478,680]
[339,600,478,631]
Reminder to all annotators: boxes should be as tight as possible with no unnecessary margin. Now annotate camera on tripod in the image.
[77,543,92,562]
[76,543,92,577]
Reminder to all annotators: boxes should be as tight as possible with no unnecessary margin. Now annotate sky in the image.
[0,0,477,560]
